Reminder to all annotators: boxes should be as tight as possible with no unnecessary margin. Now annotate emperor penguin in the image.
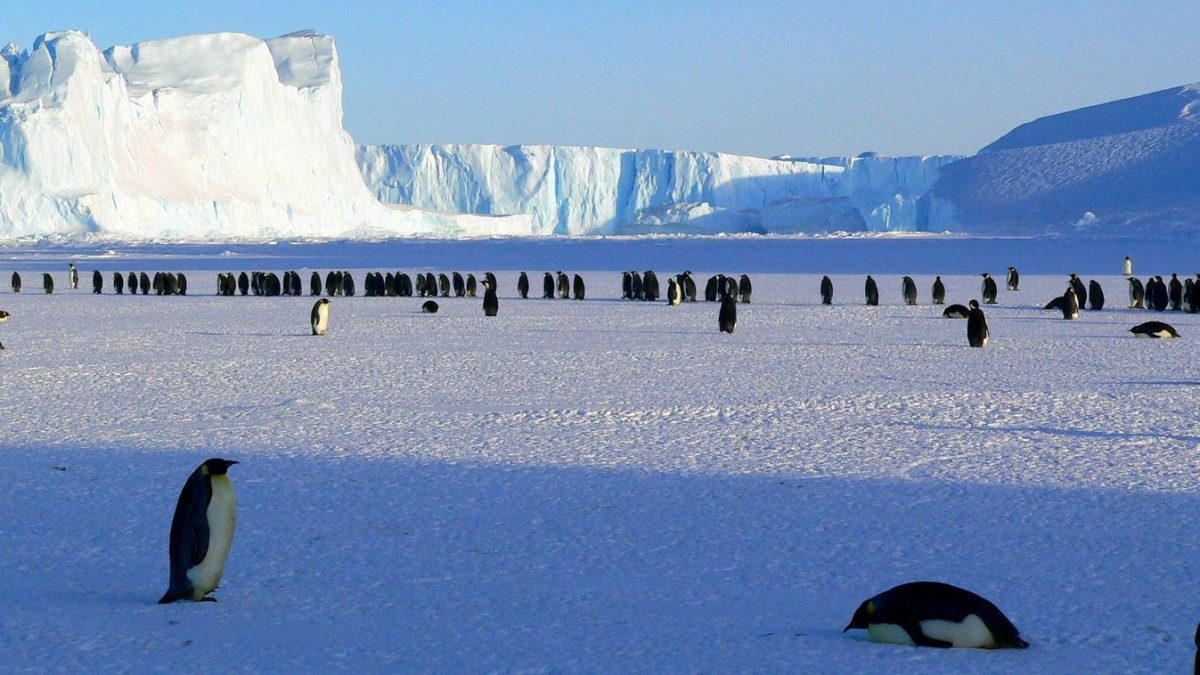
[718,294,737,333]
[630,271,644,300]
[0,309,9,349]
[1128,277,1145,308]
[844,581,1028,649]
[864,276,879,306]
[178,273,188,296]
[1169,273,1183,311]
[931,276,945,305]
[967,300,989,347]
[1129,321,1179,338]
[667,278,682,306]
[942,304,970,319]
[1087,280,1104,310]
[158,458,239,604]
[92,270,103,294]
[452,272,465,297]
[42,273,54,294]
[573,274,585,300]
[465,274,477,297]
[643,271,660,301]
[311,298,330,336]
[980,273,998,304]
[557,271,570,299]
[739,275,752,304]
[239,271,251,296]
[704,275,718,302]
[543,272,555,299]
[1006,266,1019,291]
[128,272,138,295]
[1062,287,1080,320]
[342,272,355,297]
[683,273,697,302]
[113,272,124,295]
[482,277,499,317]
[10,271,19,293]
[622,272,634,300]
[68,263,78,290]
[820,275,833,305]
[901,276,917,305]
[310,271,322,296]
[421,300,439,314]
[518,272,530,299]
[1123,256,1133,276]
[1069,274,1087,308]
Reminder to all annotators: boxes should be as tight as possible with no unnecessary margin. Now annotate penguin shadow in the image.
[890,419,1200,444]
[186,331,307,338]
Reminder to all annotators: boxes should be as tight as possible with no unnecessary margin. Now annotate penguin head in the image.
[843,599,876,632]
[969,300,979,309]
[980,273,988,278]
[201,458,239,476]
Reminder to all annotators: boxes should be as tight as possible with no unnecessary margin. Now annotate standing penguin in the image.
[518,272,530,299]
[1128,277,1145,308]
[68,263,78,290]
[482,278,499,317]
[1087,280,1105,310]
[113,272,124,295]
[1069,274,1087,309]
[437,273,450,297]
[159,458,239,604]
[311,298,330,336]
[1006,266,1019,291]
[931,276,945,305]
[643,271,660,301]
[901,276,917,305]
[0,309,9,349]
[1169,273,1183,310]
[738,275,752,304]
[667,278,682,306]
[452,272,465,297]
[92,270,103,294]
[127,272,137,295]
[864,276,879,306]
[980,273,998,304]
[820,275,834,305]
[1152,276,1169,311]
[178,273,188,296]
[342,272,355,297]
[42,273,54,294]
[557,271,570,299]
[1122,256,1133,276]
[704,275,718,302]
[718,294,737,334]
[967,300,989,347]
[309,271,321,296]
[1062,287,1080,320]
[844,581,1027,649]
[543,272,555,299]
[10,271,20,293]
[573,274,585,300]
[683,274,697,302]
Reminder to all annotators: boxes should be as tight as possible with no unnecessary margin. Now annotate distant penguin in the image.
[1122,256,1132,276]
[42,273,54,294]
[718,294,737,334]
[126,272,136,295]
[310,271,321,296]
[452,272,465,297]
[820,275,833,305]
[153,272,165,296]
[177,273,188,296]
[92,270,103,294]
[1169,273,1183,310]
[140,272,151,295]
[68,263,78,290]
[398,273,412,297]
[901,276,917,305]
[704,275,718,302]
[1006,266,1019,291]
[466,274,477,297]
[517,272,529,299]
[980,273,998,304]
[164,273,178,296]
[557,271,569,299]
[158,458,239,604]
[482,278,499,317]
[1152,276,1169,311]
[967,300,989,347]
[930,276,945,304]
[1128,277,1145,308]
[543,272,555,299]
[10,271,19,293]
[1087,280,1104,310]
[1062,287,1080,320]
[342,272,355,297]
[722,276,737,301]
[436,273,450,297]
[421,300,439,314]
[113,272,124,295]
[739,275,752,304]
[630,272,644,301]
[667,278,682,306]
[683,273,697,302]
[239,271,251,296]
[1069,274,1087,308]
[943,304,970,319]
[844,581,1027,649]
[1129,321,1179,338]
[1186,279,1198,313]
[573,274,585,300]
[864,276,879,306]
[643,271,660,301]
[311,298,330,336]
[0,309,9,349]
[622,272,634,300]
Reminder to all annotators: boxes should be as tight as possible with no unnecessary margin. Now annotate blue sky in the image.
[7,1,1199,157]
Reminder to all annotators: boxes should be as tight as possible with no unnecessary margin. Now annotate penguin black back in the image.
[1128,277,1145,308]
[864,276,879,306]
[113,272,124,294]
[482,279,499,317]
[844,581,1027,649]
[931,276,945,304]
[1069,274,1087,308]
[10,271,20,293]
[1087,280,1104,310]
[573,274,585,300]
[92,270,102,294]
[1006,266,1019,291]
[159,458,239,604]
[422,300,439,314]
[465,274,477,297]
[967,300,989,348]
[42,273,54,294]
[543,272,555,299]
[820,275,833,305]
[981,273,998,304]
[518,272,529,299]
[718,295,737,333]
[901,276,917,305]
[704,275,718,302]
[739,275,752,304]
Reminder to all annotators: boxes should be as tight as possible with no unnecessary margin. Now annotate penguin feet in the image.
[200,596,218,603]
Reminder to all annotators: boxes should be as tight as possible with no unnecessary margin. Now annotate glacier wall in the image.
[357,144,960,235]
[0,30,531,240]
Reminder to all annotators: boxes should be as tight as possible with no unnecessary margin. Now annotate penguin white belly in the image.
[867,623,916,646]
[187,475,236,599]
[313,306,329,335]
[919,614,995,648]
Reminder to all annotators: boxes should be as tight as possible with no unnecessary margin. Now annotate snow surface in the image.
[2,237,1199,672]
[0,31,530,240]
[357,144,957,235]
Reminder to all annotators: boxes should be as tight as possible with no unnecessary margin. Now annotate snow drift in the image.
[357,144,957,235]
[0,30,531,240]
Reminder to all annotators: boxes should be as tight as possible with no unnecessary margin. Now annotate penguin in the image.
[622,272,634,300]
[931,276,945,305]
[543,272,555,299]
[739,275,752,304]
[630,271,644,301]
[1062,288,1080,320]
[723,276,737,301]
[644,271,660,301]
[164,273,178,296]
[342,272,355,297]
[1006,266,1019,291]
[466,274,477,298]
[901,276,917,306]
[1128,277,1145,308]
[266,273,282,297]
[967,300,989,347]
[820,275,833,305]
[518,272,530,299]
[177,273,188,296]
[42,273,54,294]
[1193,621,1199,675]
[362,273,376,297]
[1152,276,1169,311]
[704,275,718,302]
[398,273,413,297]
[239,271,251,296]
[1043,296,1066,311]
[113,271,124,295]
[1169,274,1183,311]
[421,300,439,314]
[667,278,682,306]
[0,309,9,349]
[158,458,239,604]
[684,274,697,302]
[1129,321,1179,338]
[844,581,1027,649]
[434,273,448,297]
[1087,280,1104,310]
[92,270,103,294]
[1186,279,1198,313]
[153,272,165,296]
[557,271,570,299]
[139,272,151,295]
[449,272,462,297]
[482,278,499,317]
[573,274,585,300]
[127,272,137,295]
[718,294,737,334]
[1123,256,1133,276]
[68,263,78,290]
[311,298,330,336]
[864,276,879,306]
[10,271,20,293]
[980,273,998,304]
[1069,274,1087,308]
[310,271,322,296]
[942,303,970,319]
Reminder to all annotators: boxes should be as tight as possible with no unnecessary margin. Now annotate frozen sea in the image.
[1,235,1197,673]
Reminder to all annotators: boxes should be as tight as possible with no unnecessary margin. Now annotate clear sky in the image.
[6,1,1199,158]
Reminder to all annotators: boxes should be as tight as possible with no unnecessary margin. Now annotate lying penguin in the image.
[844,581,1028,649]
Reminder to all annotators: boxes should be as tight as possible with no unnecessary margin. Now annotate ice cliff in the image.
[0,30,530,240]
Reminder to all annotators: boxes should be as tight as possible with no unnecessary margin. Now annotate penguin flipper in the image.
[907,625,953,648]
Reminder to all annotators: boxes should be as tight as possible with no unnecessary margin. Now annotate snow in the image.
[1,237,1198,671]
[0,30,531,240]
[358,144,957,235]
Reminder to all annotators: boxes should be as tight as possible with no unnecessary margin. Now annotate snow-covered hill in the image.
[0,31,531,240]
[357,144,956,235]
[928,83,1200,235]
